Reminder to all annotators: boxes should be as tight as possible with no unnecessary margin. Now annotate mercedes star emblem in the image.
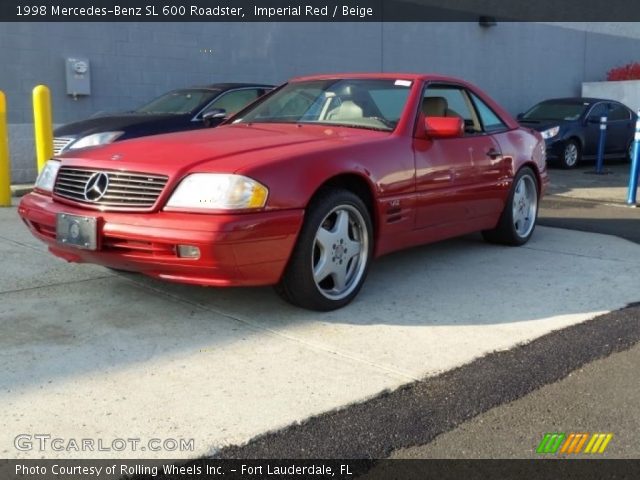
[84,172,109,202]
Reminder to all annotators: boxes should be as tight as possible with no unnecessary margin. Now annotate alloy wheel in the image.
[311,205,369,301]
[564,143,578,167]
[512,174,538,239]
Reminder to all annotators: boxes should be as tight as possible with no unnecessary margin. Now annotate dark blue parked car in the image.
[518,97,636,169]
[53,83,273,155]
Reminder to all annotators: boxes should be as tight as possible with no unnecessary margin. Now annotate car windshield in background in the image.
[136,89,218,114]
[522,102,588,121]
[235,79,412,131]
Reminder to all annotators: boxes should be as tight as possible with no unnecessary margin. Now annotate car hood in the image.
[54,113,192,137]
[57,123,387,176]
[517,119,571,132]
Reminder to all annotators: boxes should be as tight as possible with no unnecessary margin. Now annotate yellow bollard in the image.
[0,91,11,207]
[33,85,53,173]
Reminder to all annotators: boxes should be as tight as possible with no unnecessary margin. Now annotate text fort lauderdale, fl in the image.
[17,462,353,477]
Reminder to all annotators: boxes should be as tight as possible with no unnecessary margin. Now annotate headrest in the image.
[422,96,448,116]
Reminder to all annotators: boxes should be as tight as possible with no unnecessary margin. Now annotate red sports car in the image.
[19,73,548,310]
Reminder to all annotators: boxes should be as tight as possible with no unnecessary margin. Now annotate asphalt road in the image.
[392,339,640,459]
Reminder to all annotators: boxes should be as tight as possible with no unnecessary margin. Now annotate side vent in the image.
[386,205,402,224]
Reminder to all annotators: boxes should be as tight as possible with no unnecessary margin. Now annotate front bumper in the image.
[18,192,304,287]
[544,138,565,160]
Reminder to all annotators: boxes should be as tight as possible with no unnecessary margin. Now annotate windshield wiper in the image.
[243,119,299,124]
[312,122,391,132]
[239,120,391,132]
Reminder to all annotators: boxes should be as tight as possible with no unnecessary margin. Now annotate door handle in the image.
[486,148,501,159]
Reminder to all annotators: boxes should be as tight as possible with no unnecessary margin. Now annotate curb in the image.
[10,184,33,197]
[544,193,634,207]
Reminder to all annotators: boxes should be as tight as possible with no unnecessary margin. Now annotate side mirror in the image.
[202,109,227,127]
[586,116,602,124]
[516,113,524,120]
[424,116,464,139]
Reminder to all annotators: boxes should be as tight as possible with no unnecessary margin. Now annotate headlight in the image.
[165,174,269,210]
[35,160,61,192]
[69,131,124,149]
[540,126,560,140]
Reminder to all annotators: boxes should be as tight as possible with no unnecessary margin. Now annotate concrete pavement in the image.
[547,162,634,204]
[540,195,640,243]
[1,198,640,459]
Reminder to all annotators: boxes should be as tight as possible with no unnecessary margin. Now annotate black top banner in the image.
[0,0,639,22]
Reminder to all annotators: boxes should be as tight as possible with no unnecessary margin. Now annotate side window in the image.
[422,85,481,134]
[470,92,507,133]
[588,103,608,120]
[206,89,261,116]
[609,104,630,121]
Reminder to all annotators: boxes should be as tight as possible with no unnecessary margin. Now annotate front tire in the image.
[277,189,373,311]
[560,139,581,169]
[482,167,539,246]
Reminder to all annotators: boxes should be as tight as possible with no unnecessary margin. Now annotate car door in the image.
[606,103,634,154]
[413,83,501,229]
[583,102,608,156]
[467,91,511,218]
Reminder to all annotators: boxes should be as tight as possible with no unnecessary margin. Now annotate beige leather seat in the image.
[422,96,464,120]
[326,100,363,121]
[422,96,448,117]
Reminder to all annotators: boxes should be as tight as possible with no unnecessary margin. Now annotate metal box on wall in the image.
[65,57,91,96]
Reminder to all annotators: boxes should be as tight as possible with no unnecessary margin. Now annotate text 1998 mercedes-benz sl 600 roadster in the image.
[19,73,548,310]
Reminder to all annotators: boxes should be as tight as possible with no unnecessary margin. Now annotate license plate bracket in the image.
[56,213,98,250]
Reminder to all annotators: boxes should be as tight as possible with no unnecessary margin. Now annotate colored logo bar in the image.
[536,433,613,454]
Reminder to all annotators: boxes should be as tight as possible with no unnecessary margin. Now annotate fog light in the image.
[177,245,200,259]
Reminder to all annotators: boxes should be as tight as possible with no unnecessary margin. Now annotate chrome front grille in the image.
[53,137,75,155]
[53,168,168,210]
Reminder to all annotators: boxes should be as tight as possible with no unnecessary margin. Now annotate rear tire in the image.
[276,189,373,311]
[482,167,539,246]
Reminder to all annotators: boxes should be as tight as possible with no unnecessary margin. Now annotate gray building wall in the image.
[2,22,640,182]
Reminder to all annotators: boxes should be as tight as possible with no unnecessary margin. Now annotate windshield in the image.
[522,101,588,121]
[136,89,218,114]
[235,79,412,131]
